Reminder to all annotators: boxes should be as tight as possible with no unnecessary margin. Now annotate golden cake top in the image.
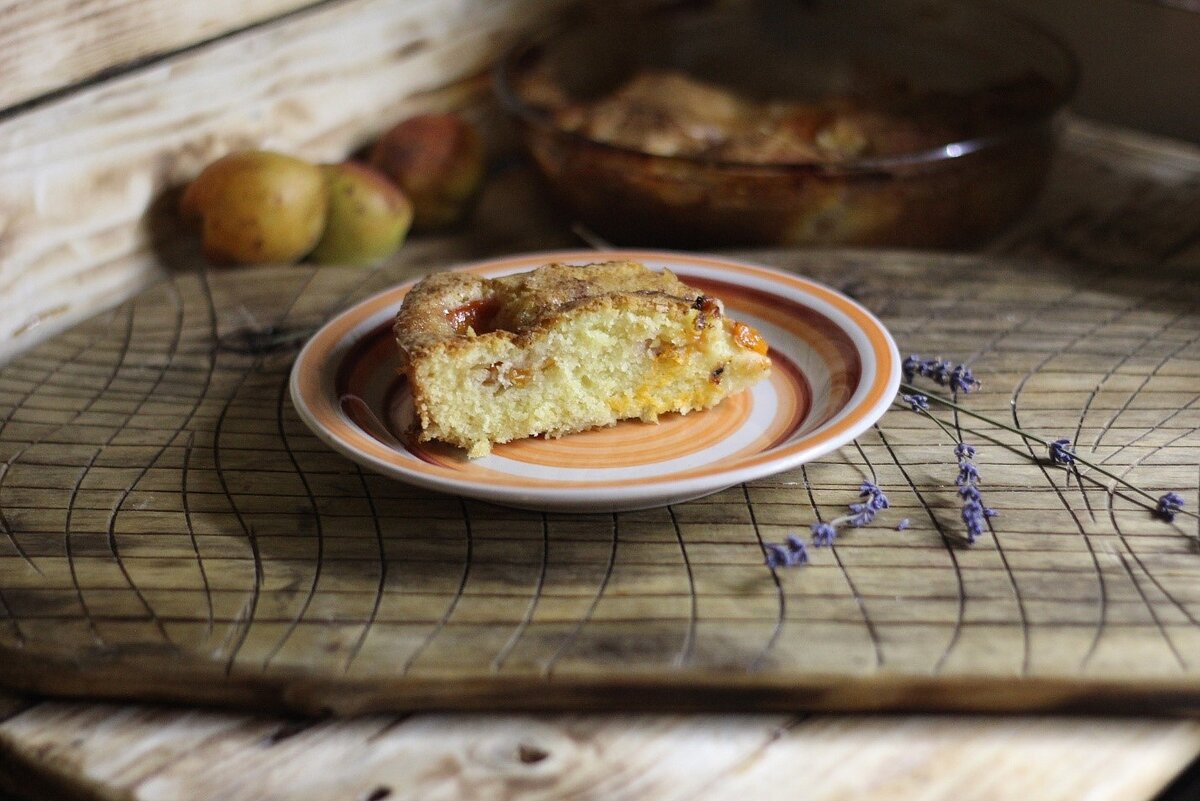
[393,260,713,362]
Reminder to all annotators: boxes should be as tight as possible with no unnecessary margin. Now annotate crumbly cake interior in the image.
[394,261,771,457]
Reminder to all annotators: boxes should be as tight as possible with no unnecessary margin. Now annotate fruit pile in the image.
[180,113,484,266]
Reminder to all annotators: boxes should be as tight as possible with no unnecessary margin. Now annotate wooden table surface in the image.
[1,118,1200,799]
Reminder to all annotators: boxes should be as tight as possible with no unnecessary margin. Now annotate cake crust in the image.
[394,261,703,361]
[394,261,770,457]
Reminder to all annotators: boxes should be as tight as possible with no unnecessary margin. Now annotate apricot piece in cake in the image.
[393,260,771,457]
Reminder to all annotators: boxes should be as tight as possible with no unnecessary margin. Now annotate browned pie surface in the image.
[393,260,703,360]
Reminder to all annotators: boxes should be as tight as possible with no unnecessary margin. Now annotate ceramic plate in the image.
[290,251,899,511]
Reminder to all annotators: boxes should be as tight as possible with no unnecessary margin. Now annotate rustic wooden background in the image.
[2,0,1200,795]
[0,0,570,363]
[0,119,1197,716]
[1,118,1199,799]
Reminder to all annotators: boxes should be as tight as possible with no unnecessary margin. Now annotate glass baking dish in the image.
[495,0,1078,248]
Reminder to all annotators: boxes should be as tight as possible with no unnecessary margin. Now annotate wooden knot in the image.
[517,743,550,764]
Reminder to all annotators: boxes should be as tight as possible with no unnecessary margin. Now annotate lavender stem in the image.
[898,383,1197,520]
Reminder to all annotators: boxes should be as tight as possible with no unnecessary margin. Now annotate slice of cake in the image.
[393,260,771,457]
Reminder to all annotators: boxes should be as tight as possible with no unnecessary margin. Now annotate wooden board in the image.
[1,119,1200,800]
[2,703,1199,801]
[0,236,1198,713]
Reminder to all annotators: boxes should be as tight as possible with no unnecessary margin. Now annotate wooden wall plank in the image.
[0,1,321,112]
[0,0,569,365]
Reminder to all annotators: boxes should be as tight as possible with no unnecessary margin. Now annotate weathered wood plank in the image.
[0,0,569,364]
[0,120,1198,801]
[0,1,319,113]
[0,241,1198,714]
[0,706,1197,801]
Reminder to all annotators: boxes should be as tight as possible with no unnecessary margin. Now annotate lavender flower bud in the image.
[764,534,811,568]
[1155,492,1185,523]
[928,358,954,386]
[961,499,988,544]
[949,364,980,394]
[896,518,911,531]
[902,354,922,383]
[811,521,838,546]
[785,534,810,564]
[901,393,930,412]
[1048,438,1075,465]
[764,543,792,568]
[859,481,889,507]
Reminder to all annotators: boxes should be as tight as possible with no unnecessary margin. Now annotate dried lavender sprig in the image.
[900,382,1198,520]
[764,481,890,566]
[805,482,889,547]
[903,355,981,394]
[801,482,891,548]
[893,395,999,543]
[955,441,997,544]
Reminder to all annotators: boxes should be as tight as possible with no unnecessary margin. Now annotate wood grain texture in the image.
[992,120,1200,268]
[0,144,1198,711]
[0,0,570,364]
[0,0,320,112]
[0,122,1199,801]
[2,706,1199,801]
